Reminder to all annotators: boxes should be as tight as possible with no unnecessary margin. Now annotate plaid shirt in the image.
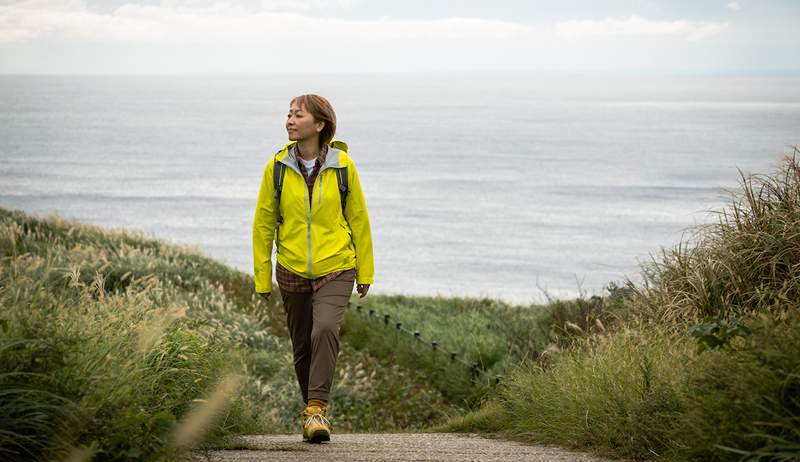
[276,144,344,293]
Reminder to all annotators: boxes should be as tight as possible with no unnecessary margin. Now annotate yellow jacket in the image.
[252,140,374,293]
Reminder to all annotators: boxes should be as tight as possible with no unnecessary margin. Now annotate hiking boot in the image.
[299,404,326,433]
[300,405,331,443]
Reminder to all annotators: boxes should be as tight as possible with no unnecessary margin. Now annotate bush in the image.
[444,148,800,462]
[673,312,800,461]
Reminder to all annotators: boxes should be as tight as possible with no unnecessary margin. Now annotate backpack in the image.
[272,154,348,247]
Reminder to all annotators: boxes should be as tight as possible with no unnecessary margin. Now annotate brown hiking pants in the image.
[280,269,355,403]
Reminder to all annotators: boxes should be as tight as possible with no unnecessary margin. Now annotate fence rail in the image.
[350,302,503,384]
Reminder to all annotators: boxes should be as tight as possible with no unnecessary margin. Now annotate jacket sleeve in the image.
[252,159,277,293]
[344,159,375,285]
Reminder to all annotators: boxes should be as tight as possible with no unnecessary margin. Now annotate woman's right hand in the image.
[258,292,271,302]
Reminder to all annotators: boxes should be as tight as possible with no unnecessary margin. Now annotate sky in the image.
[0,0,798,74]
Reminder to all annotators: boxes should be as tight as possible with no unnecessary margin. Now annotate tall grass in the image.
[443,149,800,461]
[0,365,79,461]
[497,328,689,459]
[635,148,800,327]
[0,235,258,460]
[0,207,455,460]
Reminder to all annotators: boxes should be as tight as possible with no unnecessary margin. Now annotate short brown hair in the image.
[291,94,337,148]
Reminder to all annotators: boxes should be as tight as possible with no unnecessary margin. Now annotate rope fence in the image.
[349,302,503,385]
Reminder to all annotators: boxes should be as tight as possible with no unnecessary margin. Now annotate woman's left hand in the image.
[356,284,370,298]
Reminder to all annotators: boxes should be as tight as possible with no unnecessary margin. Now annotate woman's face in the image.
[286,102,324,142]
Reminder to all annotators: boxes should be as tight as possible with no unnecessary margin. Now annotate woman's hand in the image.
[258,292,271,302]
[356,284,370,298]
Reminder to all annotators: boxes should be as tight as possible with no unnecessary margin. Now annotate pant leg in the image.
[281,290,314,404]
[307,269,355,401]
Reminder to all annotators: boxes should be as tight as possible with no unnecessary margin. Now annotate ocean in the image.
[1,72,799,304]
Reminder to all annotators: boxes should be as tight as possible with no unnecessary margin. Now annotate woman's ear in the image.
[315,120,325,133]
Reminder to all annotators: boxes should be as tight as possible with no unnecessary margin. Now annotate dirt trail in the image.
[190,433,618,461]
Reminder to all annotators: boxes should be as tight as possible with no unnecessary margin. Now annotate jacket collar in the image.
[278,140,345,173]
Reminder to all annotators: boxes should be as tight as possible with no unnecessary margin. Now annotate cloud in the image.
[0,0,532,44]
[727,2,741,11]
[0,3,725,48]
[258,0,357,13]
[555,15,727,42]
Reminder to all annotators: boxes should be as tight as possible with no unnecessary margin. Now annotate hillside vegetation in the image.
[437,149,800,461]
[3,147,798,462]
[341,289,625,406]
[0,207,453,461]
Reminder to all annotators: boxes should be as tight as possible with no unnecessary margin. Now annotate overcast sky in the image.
[1,0,798,74]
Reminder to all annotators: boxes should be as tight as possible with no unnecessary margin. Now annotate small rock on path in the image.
[190,433,617,462]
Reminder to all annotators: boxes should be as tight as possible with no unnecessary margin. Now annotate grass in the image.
[342,295,527,405]
[437,148,800,461]
[495,328,688,458]
[634,150,800,327]
[341,288,625,407]
[4,146,799,461]
[0,206,455,461]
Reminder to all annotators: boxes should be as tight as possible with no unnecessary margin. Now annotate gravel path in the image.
[190,433,617,462]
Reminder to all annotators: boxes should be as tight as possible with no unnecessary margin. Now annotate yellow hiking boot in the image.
[300,405,331,443]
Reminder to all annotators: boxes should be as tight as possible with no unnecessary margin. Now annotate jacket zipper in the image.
[307,163,332,279]
[304,180,313,278]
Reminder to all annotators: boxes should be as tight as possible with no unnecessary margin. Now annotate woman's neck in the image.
[297,138,321,161]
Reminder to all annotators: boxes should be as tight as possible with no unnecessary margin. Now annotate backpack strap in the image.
[273,155,286,249]
[335,166,349,217]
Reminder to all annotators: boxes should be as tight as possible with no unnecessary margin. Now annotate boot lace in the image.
[304,412,331,429]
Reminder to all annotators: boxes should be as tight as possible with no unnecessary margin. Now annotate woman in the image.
[252,94,374,443]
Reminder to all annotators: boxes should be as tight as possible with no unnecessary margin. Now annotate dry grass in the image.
[0,205,455,461]
[634,149,800,328]
[444,148,800,461]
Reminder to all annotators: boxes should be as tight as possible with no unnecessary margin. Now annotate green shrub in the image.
[672,312,800,461]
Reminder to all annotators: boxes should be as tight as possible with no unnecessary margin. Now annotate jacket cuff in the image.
[356,276,373,285]
[255,280,272,293]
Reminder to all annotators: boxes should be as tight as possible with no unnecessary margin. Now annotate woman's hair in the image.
[291,94,337,148]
